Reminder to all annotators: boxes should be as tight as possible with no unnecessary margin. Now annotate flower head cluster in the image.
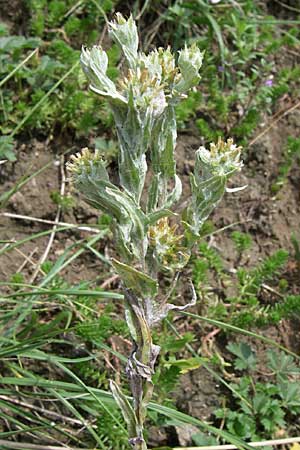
[67,148,105,177]
[197,137,243,179]
[80,13,204,116]
[118,65,168,117]
[149,218,189,271]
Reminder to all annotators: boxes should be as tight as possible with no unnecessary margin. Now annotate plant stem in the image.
[124,290,160,449]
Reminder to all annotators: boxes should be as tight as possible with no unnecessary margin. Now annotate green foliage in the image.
[75,360,109,389]
[96,406,130,450]
[0,135,15,161]
[192,431,218,446]
[164,1,300,145]
[272,136,300,193]
[0,0,117,151]
[228,249,290,327]
[76,306,128,343]
[216,344,300,440]
[231,231,252,254]
[95,137,118,162]
[153,332,197,406]
[236,250,288,302]
[231,109,260,142]
[269,295,300,323]
[10,272,25,285]
[226,342,256,371]
[50,191,75,210]
[291,233,300,263]
[0,244,134,448]
[175,90,202,129]
[192,240,293,328]
[192,240,224,292]
[196,118,219,142]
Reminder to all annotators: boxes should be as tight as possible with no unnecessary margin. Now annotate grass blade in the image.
[10,62,79,138]
[0,375,253,449]
[2,288,123,300]
[0,48,39,88]
[179,311,300,360]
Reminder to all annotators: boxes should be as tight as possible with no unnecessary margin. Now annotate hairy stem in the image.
[124,290,160,449]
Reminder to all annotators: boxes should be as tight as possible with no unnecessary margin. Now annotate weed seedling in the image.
[216,343,300,440]
[272,136,300,194]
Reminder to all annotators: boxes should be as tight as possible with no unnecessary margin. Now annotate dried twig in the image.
[63,0,83,20]
[249,98,300,146]
[29,155,66,283]
[174,436,300,450]
[1,212,99,233]
[99,274,119,289]
[16,247,39,273]
[261,282,285,299]
[273,0,300,13]
[1,436,300,450]
[0,395,83,426]
[0,440,92,450]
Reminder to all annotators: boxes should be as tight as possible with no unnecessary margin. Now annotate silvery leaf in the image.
[175,44,204,94]
[185,138,243,237]
[68,149,147,261]
[112,259,158,298]
[80,46,126,103]
[110,380,138,438]
[151,106,176,178]
[164,174,182,209]
[109,14,138,69]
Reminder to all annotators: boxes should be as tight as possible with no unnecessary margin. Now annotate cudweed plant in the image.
[68,13,243,450]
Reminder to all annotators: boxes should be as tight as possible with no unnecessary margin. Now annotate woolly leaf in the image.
[151,106,177,179]
[110,379,138,438]
[113,89,148,203]
[112,259,158,298]
[175,44,204,94]
[108,14,138,69]
[67,149,147,261]
[80,46,126,104]
[185,138,243,237]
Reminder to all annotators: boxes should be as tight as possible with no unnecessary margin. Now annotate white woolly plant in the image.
[67,13,243,450]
